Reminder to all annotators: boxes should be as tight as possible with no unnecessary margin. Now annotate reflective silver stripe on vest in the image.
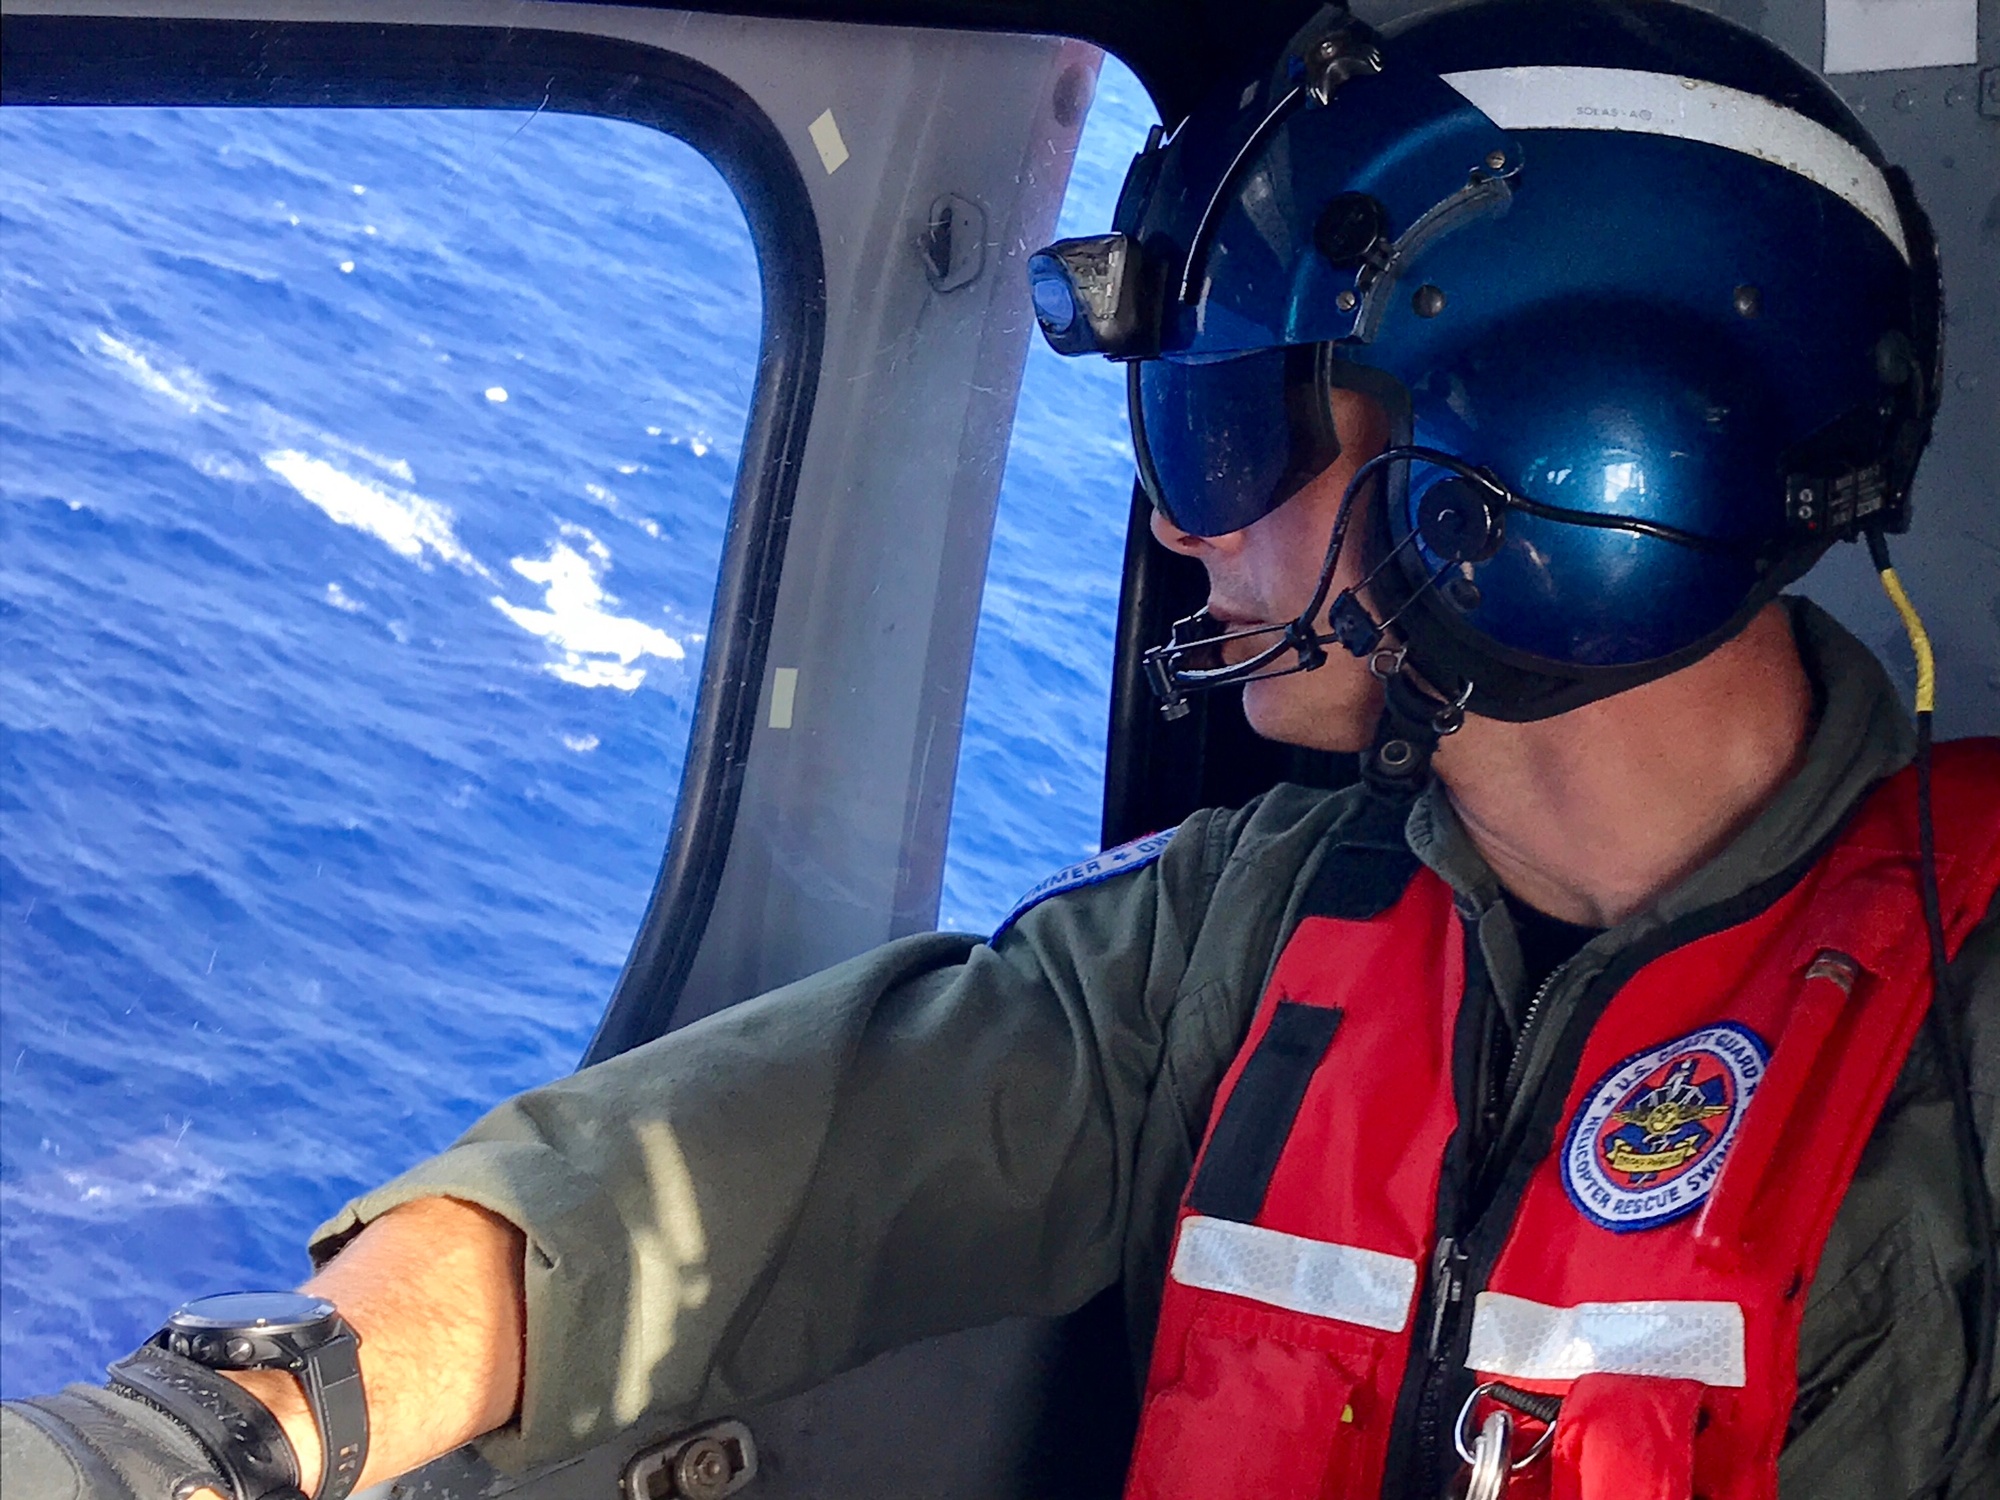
[1466,1290,1747,1387]
[1440,66,1908,263]
[1169,1215,1419,1333]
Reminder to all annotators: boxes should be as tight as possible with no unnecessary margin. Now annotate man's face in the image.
[1148,387,1391,752]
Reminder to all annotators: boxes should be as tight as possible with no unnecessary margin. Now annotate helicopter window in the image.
[0,102,759,1397]
[940,56,1159,934]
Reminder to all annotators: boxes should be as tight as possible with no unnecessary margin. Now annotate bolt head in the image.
[1336,288,1359,312]
[1444,577,1482,612]
[673,1438,735,1500]
[1411,284,1446,318]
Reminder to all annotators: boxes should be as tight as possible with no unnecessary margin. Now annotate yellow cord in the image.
[1877,564,1936,715]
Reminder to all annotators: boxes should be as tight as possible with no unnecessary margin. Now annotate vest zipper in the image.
[1502,961,1568,1104]
[1398,1234,1467,1500]
[1404,961,1570,1493]
[1425,1235,1467,1361]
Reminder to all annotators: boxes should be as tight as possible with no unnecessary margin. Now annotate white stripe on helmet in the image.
[1441,65,1908,262]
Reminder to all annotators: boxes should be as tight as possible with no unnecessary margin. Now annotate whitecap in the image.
[490,526,685,692]
[254,413,415,484]
[323,582,363,613]
[552,657,648,690]
[192,453,252,483]
[581,480,664,540]
[263,449,477,571]
[1,1135,225,1222]
[562,733,601,753]
[87,331,224,415]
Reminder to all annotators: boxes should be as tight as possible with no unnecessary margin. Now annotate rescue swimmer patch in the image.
[1562,1022,1768,1233]
[991,827,1179,942]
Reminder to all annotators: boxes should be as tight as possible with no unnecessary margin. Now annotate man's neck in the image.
[1433,604,1815,929]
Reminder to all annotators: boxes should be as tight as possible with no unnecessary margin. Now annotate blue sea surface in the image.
[0,64,1154,1395]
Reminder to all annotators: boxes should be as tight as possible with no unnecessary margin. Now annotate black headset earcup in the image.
[1414,477,1504,565]
[1882,165,1942,529]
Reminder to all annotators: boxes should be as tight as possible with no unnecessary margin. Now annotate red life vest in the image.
[1125,741,2000,1500]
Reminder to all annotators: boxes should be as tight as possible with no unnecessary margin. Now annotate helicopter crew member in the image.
[6,3,1997,1498]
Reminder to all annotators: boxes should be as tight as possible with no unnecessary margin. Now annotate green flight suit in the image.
[313,599,2000,1497]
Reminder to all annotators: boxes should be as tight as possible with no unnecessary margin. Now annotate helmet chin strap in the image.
[1360,652,1473,797]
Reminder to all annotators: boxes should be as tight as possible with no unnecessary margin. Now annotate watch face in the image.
[169,1291,338,1336]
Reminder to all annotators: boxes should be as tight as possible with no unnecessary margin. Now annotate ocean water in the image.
[0,63,1154,1395]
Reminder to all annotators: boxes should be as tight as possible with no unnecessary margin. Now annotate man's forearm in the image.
[214,1197,526,1497]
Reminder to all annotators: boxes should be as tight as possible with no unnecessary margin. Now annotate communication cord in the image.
[1870,529,1997,1496]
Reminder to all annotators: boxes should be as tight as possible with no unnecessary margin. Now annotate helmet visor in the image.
[1131,346,1342,538]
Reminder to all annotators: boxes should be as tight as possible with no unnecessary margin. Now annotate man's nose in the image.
[1149,506,1209,557]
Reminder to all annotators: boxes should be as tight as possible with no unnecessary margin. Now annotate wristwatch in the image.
[109,1291,368,1500]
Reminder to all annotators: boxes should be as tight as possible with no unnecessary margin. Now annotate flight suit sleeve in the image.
[305,808,1239,1473]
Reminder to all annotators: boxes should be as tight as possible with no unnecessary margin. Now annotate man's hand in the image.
[3,1196,525,1500]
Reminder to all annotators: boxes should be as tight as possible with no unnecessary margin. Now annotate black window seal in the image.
[1,15,827,1064]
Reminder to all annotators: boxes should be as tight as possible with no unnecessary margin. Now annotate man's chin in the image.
[1241,674,1382,754]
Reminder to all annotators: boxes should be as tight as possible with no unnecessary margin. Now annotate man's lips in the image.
[1204,606,1261,631]
[1205,609,1285,666]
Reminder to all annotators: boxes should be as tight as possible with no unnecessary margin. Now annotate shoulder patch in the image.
[991,827,1180,942]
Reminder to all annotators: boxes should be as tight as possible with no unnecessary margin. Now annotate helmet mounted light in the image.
[1027,234,1155,359]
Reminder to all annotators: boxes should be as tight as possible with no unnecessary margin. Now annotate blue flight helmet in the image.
[1028,0,1941,727]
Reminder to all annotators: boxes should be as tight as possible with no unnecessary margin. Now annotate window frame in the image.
[1,14,827,1061]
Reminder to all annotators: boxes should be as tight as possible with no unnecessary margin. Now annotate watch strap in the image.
[296,1329,367,1500]
[107,1343,303,1500]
